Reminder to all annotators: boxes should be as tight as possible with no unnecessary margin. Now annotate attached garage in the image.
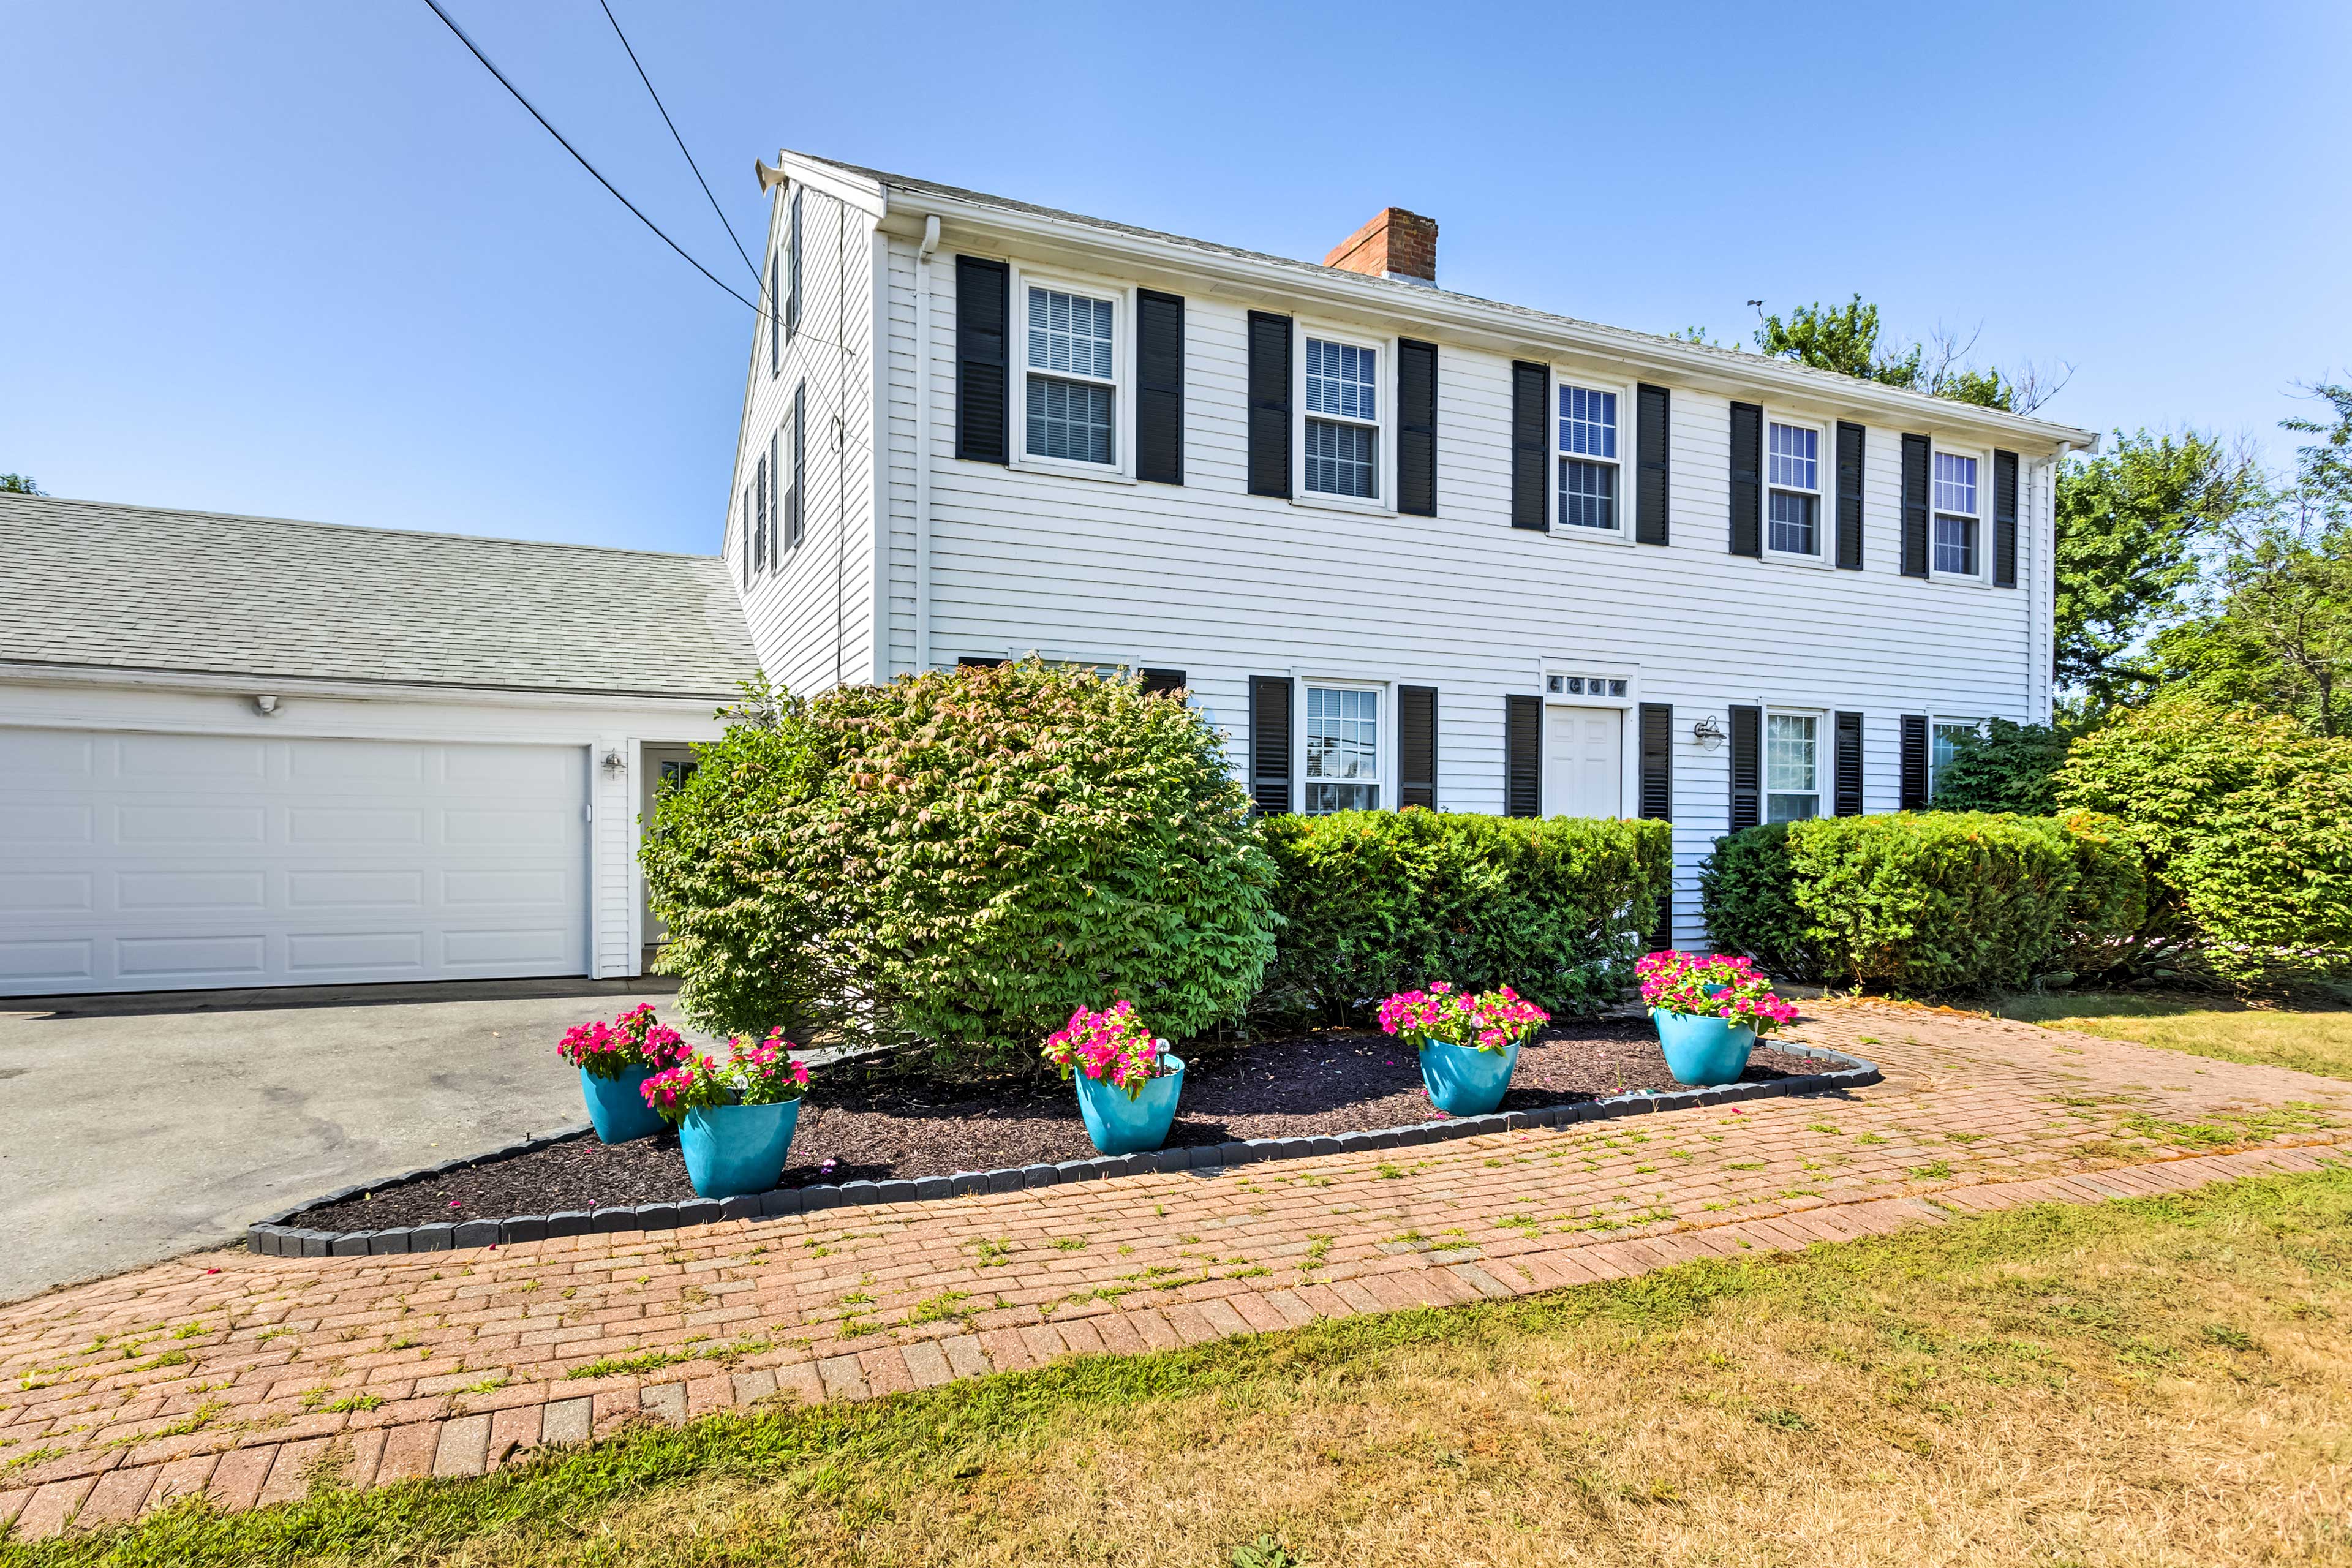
[0,495,758,998]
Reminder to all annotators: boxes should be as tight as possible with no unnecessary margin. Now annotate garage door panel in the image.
[116,933,269,981]
[286,869,426,910]
[115,870,268,911]
[4,804,95,845]
[118,734,267,780]
[287,807,426,845]
[117,804,268,845]
[0,938,94,987]
[0,729,590,995]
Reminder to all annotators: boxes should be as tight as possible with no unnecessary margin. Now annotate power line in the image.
[596,0,759,283]
[418,0,756,314]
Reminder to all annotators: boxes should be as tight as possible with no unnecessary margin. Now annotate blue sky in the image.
[4,1,2345,556]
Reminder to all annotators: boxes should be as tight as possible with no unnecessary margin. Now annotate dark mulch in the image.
[303,1019,1831,1231]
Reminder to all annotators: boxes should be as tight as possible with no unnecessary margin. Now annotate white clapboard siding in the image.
[732,190,2064,949]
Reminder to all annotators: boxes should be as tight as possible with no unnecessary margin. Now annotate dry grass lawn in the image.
[2001,992,2352,1084]
[18,1170,2352,1567]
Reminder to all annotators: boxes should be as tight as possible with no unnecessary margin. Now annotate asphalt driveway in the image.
[0,978,725,1303]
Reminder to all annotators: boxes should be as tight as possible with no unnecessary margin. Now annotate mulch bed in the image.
[303,1019,1830,1231]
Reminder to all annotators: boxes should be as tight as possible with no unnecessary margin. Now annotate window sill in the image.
[1554,522,1636,548]
[1009,456,1137,488]
[1929,570,1994,590]
[1287,491,1395,519]
[1763,548,1836,571]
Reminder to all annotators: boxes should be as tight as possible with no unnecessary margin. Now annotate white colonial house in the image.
[723,151,2095,947]
[0,151,2094,999]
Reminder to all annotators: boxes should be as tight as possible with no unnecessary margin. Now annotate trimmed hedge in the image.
[1256,809,1672,1027]
[1700,811,2146,992]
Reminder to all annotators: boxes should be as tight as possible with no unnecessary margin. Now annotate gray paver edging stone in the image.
[248,1044,1881,1257]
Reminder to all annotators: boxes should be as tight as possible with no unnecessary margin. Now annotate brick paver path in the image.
[6,1003,2348,1540]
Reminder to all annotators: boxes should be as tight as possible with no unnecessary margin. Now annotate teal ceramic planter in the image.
[1417,1037,1520,1117]
[581,1065,665,1144]
[679,1098,801,1199]
[1651,1009,1757,1087]
[1073,1054,1185,1155]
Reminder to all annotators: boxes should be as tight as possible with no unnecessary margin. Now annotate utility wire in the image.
[596,0,759,283]
[418,0,757,314]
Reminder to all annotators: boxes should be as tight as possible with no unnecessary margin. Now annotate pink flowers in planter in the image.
[1377,982,1550,1055]
[557,1003,692,1080]
[638,1030,811,1124]
[1636,951,1799,1035]
[1041,1001,1170,1100]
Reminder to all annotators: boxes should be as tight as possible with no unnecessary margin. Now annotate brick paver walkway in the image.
[5,1003,2348,1541]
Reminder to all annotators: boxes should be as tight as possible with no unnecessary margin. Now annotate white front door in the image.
[1542,706,1623,820]
[0,728,590,995]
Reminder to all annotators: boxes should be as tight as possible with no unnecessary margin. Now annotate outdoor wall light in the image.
[600,748,628,775]
[1690,715,1724,750]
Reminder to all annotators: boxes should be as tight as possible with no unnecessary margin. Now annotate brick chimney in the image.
[1323,207,1438,287]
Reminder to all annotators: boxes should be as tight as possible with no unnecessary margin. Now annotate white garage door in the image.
[0,729,590,995]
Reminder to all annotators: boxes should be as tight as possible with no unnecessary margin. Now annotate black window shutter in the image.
[785,188,803,337]
[1510,361,1548,532]
[752,455,767,573]
[767,433,780,564]
[1397,339,1438,518]
[1834,710,1864,816]
[1899,434,1931,578]
[1249,675,1292,813]
[1139,668,1186,698]
[788,383,805,548]
[1635,383,1670,546]
[1246,312,1292,499]
[1400,685,1438,809]
[1899,714,1929,807]
[1993,449,2019,589]
[955,256,1009,464]
[1136,290,1185,486]
[1638,701,1673,950]
[1835,421,1866,570]
[740,489,752,586]
[1728,402,1763,557]
[1504,694,1541,817]
[769,250,781,375]
[1728,705,1761,831]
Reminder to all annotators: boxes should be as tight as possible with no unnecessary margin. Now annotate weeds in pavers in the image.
[903,1291,974,1329]
[0,1445,65,1475]
[1910,1161,1956,1180]
[296,1388,385,1415]
[31,1169,2352,1567]
[567,1335,773,1381]
[2122,1103,2337,1150]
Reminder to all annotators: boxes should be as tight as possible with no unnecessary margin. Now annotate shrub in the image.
[1927,718,2072,815]
[644,664,1279,1069]
[1700,812,2147,992]
[1255,810,1670,1026]
[2057,695,2352,987]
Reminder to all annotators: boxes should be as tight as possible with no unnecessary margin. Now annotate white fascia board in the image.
[770,153,889,221]
[876,186,2097,459]
[0,661,741,713]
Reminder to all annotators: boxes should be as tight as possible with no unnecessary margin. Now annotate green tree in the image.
[0,473,43,495]
[1752,295,1921,387]
[2054,429,2260,707]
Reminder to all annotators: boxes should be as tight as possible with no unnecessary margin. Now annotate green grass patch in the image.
[2000,991,2352,1082]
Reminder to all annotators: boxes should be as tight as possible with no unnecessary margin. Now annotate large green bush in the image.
[1255,809,1670,1027]
[1700,812,2146,992]
[2057,695,2352,987]
[1926,718,2072,815]
[644,664,1279,1068]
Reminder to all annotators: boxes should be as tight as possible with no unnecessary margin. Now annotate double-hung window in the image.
[1934,452,1980,575]
[1024,285,1117,466]
[1766,421,1822,556]
[1558,383,1619,530]
[1930,719,1981,797]
[1303,685,1379,813]
[1304,338,1378,499]
[1765,712,1820,822]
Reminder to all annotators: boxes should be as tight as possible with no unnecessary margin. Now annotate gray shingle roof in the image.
[0,494,759,698]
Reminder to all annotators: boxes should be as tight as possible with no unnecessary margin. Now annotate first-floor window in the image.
[1931,720,1981,797]
[1934,451,1979,575]
[1304,685,1379,813]
[1766,713,1819,822]
[1304,337,1378,498]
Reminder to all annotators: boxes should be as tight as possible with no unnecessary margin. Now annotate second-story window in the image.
[1557,383,1618,530]
[1025,286,1116,466]
[1304,338,1378,498]
[1934,452,1979,575]
[1767,421,1821,555]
